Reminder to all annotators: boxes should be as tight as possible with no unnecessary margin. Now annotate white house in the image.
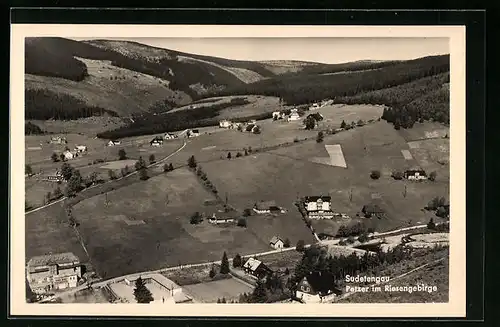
[404,169,428,181]
[242,258,273,279]
[207,212,236,225]
[187,129,200,138]
[107,140,121,146]
[288,110,300,121]
[219,120,232,128]
[49,136,67,144]
[272,111,286,120]
[62,150,74,160]
[269,236,285,249]
[164,133,176,140]
[295,272,342,303]
[304,196,335,219]
[74,145,87,153]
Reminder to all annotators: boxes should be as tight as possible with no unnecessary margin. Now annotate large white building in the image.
[304,196,335,219]
[26,252,82,294]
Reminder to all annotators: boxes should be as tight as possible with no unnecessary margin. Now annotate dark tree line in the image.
[25,122,44,135]
[97,99,274,140]
[25,89,118,120]
[201,55,450,105]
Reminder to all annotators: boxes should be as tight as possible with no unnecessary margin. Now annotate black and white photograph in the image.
[10,24,466,317]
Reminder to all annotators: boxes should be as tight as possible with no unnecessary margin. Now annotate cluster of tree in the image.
[193,163,219,195]
[391,170,404,180]
[239,273,287,303]
[237,218,247,227]
[25,89,118,120]
[25,122,44,135]
[25,164,33,176]
[202,55,450,106]
[147,98,179,114]
[336,222,373,238]
[96,99,258,140]
[284,60,400,78]
[316,131,324,143]
[370,170,381,180]
[290,243,417,291]
[190,212,203,225]
[134,156,149,180]
[118,149,127,160]
[425,196,449,219]
[44,186,63,204]
[59,163,85,197]
[163,162,174,173]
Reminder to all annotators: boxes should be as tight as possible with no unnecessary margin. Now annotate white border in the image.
[10,24,466,317]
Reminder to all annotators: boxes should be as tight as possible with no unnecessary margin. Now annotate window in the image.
[301,285,310,293]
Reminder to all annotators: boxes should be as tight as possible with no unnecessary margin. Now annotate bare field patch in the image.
[100,159,138,170]
[183,278,254,303]
[401,149,413,160]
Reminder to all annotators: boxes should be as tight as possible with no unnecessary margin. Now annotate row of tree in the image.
[25,88,118,120]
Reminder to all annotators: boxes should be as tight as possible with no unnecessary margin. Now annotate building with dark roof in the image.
[295,271,342,303]
[404,169,428,180]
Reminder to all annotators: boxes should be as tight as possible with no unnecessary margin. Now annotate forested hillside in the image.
[203,55,449,105]
[25,89,118,120]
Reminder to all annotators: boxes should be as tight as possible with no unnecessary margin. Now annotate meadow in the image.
[183,277,254,303]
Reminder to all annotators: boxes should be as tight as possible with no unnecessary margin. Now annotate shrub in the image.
[237,218,247,227]
[149,154,156,164]
[429,171,437,181]
[370,170,381,180]
[283,238,291,248]
[118,149,127,160]
[236,152,242,158]
[296,240,305,252]
[427,218,436,230]
[316,131,324,143]
[190,212,202,224]
[391,170,403,180]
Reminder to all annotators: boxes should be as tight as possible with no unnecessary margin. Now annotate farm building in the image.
[304,196,335,219]
[362,203,385,218]
[219,120,232,128]
[404,169,428,181]
[295,271,342,303]
[287,111,300,122]
[187,129,200,138]
[107,140,121,146]
[49,136,67,144]
[309,103,320,110]
[242,258,273,279]
[269,236,285,249]
[207,211,237,225]
[26,252,82,295]
[45,170,64,182]
[150,136,164,147]
[253,200,284,214]
[74,145,87,153]
[272,111,286,120]
[164,133,176,140]
[62,150,75,160]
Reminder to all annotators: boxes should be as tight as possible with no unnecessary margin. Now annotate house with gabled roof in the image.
[295,271,342,303]
[242,258,272,279]
[253,200,285,214]
[304,196,335,219]
[269,236,285,249]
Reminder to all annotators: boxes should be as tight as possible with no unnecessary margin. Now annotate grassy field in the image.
[28,116,126,135]
[336,247,449,303]
[58,288,110,303]
[200,121,449,235]
[162,264,231,286]
[183,277,254,303]
[398,122,449,142]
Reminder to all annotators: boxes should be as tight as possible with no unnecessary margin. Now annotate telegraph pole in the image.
[403,185,407,198]
[349,188,353,202]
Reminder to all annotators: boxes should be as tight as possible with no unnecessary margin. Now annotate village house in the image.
[304,196,335,219]
[207,211,236,225]
[287,109,300,122]
[164,133,176,140]
[150,136,164,147]
[295,271,342,303]
[242,258,273,279]
[187,129,200,138]
[253,200,285,214]
[404,169,428,181]
[219,120,232,128]
[62,150,75,160]
[26,252,82,295]
[309,103,320,110]
[272,111,286,120]
[107,140,121,146]
[45,170,64,182]
[49,136,67,144]
[269,236,285,250]
[74,145,87,153]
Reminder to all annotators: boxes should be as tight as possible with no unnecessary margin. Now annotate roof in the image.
[405,169,427,175]
[254,200,276,210]
[302,271,340,296]
[270,236,283,245]
[211,210,238,220]
[243,257,263,272]
[27,252,79,268]
[305,196,331,202]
